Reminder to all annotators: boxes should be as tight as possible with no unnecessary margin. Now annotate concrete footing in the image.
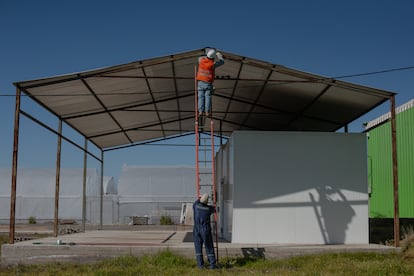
[1,229,399,266]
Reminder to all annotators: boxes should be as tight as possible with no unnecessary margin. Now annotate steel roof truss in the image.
[80,76,133,144]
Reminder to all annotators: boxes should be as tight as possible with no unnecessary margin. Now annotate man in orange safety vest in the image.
[196,48,224,117]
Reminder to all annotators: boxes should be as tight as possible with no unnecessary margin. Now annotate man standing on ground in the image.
[196,48,224,117]
[193,193,217,269]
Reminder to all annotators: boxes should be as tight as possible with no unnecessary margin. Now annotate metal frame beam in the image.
[9,87,21,244]
[53,119,62,237]
[390,95,399,247]
[9,97,104,243]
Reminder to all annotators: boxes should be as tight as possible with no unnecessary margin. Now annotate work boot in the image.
[207,254,216,269]
[196,254,204,268]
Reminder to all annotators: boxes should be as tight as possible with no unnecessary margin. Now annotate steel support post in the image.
[390,95,399,247]
[9,87,21,244]
[100,150,104,229]
[54,119,62,237]
[82,138,88,232]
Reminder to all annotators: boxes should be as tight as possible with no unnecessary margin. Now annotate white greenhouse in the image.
[0,168,117,224]
[117,165,197,225]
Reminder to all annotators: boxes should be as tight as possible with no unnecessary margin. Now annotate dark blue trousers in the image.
[193,226,216,268]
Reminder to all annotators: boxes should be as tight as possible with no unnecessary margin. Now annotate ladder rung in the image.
[195,105,216,218]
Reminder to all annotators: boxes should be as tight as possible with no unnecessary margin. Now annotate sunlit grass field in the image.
[2,232,414,275]
[1,249,414,275]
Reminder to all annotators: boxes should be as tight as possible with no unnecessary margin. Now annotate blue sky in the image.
[1,0,413,180]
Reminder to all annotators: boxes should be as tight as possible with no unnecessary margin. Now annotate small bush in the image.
[402,225,414,240]
[28,216,37,224]
[0,233,9,245]
[402,225,414,259]
[160,215,174,225]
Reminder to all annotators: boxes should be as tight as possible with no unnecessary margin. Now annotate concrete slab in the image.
[1,228,399,266]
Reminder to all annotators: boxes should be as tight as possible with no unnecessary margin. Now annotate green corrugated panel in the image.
[368,103,414,218]
[368,123,393,218]
[397,108,414,217]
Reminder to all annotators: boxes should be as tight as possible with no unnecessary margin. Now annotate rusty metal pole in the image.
[219,120,223,146]
[82,138,87,232]
[53,119,63,237]
[390,95,399,247]
[100,150,104,230]
[10,87,21,244]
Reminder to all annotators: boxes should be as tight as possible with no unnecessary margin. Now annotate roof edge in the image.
[365,98,414,130]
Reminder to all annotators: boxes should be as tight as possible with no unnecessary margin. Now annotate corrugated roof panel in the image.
[111,109,156,129]
[67,113,121,137]
[232,80,264,102]
[305,86,382,125]
[177,95,194,111]
[14,48,395,149]
[213,58,240,80]
[127,111,160,128]
[263,83,325,113]
[91,132,131,149]
[146,78,176,100]
[127,128,165,142]
[173,57,199,78]
[156,100,179,121]
[86,77,152,108]
[175,79,195,95]
[162,120,184,132]
[144,61,173,77]
[289,116,342,131]
[27,80,104,117]
[224,101,251,125]
[245,112,292,130]
[239,63,270,79]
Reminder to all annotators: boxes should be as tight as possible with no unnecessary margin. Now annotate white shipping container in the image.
[217,131,368,244]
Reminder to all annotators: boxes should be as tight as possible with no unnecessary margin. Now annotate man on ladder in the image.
[193,48,223,269]
[193,193,217,269]
[196,48,224,119]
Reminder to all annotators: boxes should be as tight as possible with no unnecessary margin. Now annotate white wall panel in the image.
[220,131,368,244]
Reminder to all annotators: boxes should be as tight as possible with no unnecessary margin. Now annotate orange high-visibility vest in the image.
[196,57,215,83]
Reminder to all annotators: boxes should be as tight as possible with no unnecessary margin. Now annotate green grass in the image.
[1,250,414,275]
[0,234,8,247]
[2,232,414,275]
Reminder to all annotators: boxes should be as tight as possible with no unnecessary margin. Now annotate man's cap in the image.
[200,193,209,204]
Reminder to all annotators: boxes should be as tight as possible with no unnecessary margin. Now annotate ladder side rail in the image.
[210,119,219,261]
[195,65,200,198]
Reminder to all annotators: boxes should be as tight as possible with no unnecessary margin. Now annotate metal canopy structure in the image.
[10,48,400,246]
[14,48,395,150]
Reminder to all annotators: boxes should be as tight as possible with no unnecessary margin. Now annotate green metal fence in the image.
[367,99,414,218]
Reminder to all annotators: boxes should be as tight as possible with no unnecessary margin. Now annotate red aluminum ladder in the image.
[194,66,219,260]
